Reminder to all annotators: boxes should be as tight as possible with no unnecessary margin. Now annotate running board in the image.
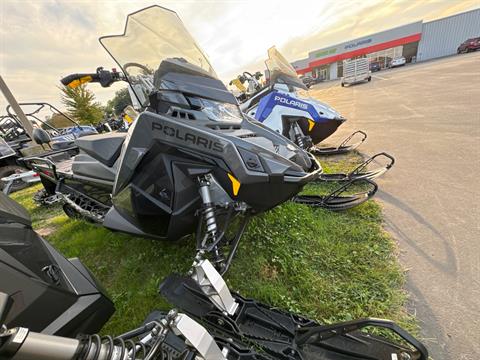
[292,178,378,211]
[311,130,367,155]
[160,274,428,360]
[320,152,395,182]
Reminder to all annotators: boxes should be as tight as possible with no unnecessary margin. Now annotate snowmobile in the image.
[0,103,96,193]
[229,71,264,102]
[2,102,98,202]
[0,188,428,359]
[234,47,367,155]
[6,102,98,149]
[233,48,395,182]
[27,5,378,274]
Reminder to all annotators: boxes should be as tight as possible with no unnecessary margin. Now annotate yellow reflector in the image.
[227,173,241,196]
[308,119,315,132]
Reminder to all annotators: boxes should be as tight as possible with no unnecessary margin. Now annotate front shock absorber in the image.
[292,124,306,148]
[197,175,225,269]
[198,175,217,240]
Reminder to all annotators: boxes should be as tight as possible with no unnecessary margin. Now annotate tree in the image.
[42,113,72,129]
[60,84,104,125]
[106,88,132,116]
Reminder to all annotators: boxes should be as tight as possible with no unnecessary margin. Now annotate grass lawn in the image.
[11,152,417,336]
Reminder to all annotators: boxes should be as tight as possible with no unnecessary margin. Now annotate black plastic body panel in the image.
[298,117,344,145]
[0,192,114,337]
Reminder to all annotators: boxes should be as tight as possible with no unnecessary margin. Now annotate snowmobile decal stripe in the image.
[254,92,323,123]
[227,173,240,196]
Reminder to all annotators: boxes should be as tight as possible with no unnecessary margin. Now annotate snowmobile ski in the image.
[160,274,429,360]
[292,178,378,211]
[319,152,395,182]
[310,130,367,155]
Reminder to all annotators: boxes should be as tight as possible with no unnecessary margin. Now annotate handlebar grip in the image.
[0,328,81,360]
[60,73,98,88]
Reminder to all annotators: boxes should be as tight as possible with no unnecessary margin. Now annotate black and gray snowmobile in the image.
[27,5,378,274]
[0,190,428,360]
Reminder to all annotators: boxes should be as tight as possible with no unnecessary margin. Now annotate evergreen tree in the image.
[60,85,103,124]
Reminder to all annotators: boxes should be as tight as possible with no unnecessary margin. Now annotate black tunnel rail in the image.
[292,178,378,211]
[320,152,395,182]
[311,130,367,155]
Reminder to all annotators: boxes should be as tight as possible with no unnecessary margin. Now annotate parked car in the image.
[389,57,406,68]
[301,75,323,88]
[370,62,381,72]
[457,37,480,53]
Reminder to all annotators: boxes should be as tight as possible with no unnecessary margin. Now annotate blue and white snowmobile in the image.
[234,47,394,182]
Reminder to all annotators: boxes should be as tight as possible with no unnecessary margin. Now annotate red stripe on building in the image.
[296,33,422,74]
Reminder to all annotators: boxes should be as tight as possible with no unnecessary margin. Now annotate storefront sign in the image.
[344,38,372,49]
[314,48,337,58]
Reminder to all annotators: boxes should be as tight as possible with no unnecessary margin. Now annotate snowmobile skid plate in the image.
[311,130,367,156]
[160,275,428,360]
[292,178,378,211]
[320,152,395,182]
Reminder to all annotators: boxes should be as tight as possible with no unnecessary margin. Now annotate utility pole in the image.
[0,75,34,139]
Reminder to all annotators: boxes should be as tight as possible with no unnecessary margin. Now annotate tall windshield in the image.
[100,6,218,106]
[265,47,306,90]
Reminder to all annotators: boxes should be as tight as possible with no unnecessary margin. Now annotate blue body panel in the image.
[254,91,328,123]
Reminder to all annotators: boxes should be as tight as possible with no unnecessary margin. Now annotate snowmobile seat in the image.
[32,128,51,145]
[75,132,126,167]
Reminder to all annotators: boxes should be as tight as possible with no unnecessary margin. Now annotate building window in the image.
[337,61,343,77]
[364,46,404,68]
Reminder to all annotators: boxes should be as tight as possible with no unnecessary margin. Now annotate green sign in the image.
[314,48,337,58]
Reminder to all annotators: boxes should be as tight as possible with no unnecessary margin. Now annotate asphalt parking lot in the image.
[310,52,480,360]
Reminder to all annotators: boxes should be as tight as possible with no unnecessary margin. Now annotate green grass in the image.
[12,153,417,336]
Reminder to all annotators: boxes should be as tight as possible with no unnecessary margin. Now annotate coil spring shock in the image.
[292,124,306,148]
[198,176,226,268]
[198,176,218,240]
[75,333,147,360]
[295,133,305,148]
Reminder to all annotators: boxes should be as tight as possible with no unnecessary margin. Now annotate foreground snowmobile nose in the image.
[160,269,429,360]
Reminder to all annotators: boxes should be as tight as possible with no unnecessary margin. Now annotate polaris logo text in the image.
[274,96,308,110]
[152,122,225,153]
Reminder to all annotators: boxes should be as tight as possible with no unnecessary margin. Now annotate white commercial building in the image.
[292,8,480,80]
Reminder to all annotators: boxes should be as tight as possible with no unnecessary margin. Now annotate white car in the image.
[389,57,406,68]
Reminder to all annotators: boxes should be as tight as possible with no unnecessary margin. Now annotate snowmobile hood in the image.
[217,118,313,173]
[304,96,345,121]
[0,192,31,226]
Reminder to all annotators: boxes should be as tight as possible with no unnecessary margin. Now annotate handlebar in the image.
[61,67,124,89]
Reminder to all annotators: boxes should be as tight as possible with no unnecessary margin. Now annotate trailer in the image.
[341,58,371,87]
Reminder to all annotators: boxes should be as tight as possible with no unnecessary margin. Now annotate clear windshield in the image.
[100,6,218,106]
[265,47,306,90]
[265,47,298,79]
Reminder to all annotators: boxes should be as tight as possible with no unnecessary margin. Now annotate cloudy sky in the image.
[1,0,478,111]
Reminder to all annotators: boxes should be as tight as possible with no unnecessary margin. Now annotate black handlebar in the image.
[61,67,123,89]
[60,72,98,86]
